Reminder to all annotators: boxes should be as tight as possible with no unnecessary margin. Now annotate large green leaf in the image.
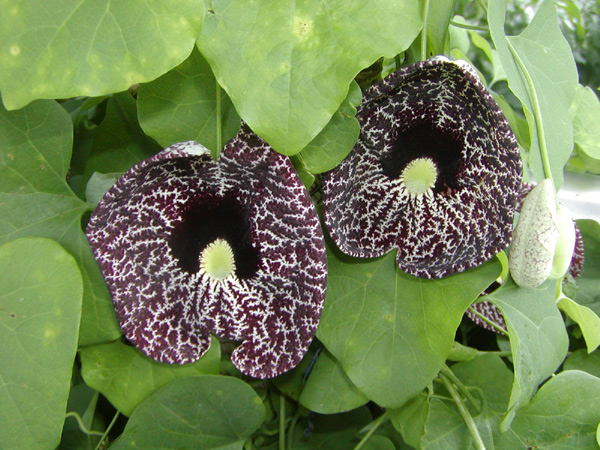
[495,370,600,449]
[0,238,82,450]
[110,375,265,450]
[80,339,221,416]
[83,92,161,185]
[197,0,422,155]
[137,47,240,156]
[0,0,204,110]
[317,248,501,408]
[299,348,369,414]
[570,84,600,160]
[299,81,362,174]
[488,0,578,189]
[488,278,568,430]
[0,99,120,346]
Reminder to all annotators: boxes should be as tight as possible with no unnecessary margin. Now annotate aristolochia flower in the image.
[86,125,327,379]
[322,57,522,278]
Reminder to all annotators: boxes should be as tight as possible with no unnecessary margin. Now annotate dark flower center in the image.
[168,196,260,278]
[380,122,463,193]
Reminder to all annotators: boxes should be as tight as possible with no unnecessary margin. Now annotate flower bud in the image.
[509,179,559,288]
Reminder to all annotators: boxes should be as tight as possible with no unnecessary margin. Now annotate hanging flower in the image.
[322,56,522,279]
[86,125,327,379]
[467,182,585,333]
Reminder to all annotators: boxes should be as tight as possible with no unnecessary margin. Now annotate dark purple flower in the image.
[86,125,327,379]
[322,57,522,279]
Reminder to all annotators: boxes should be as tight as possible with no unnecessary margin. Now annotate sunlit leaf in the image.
[137,47,240,156]
[570,84,600,160]
[0,238,82,450]
[110,376,265,450]
[558,296,600,353]
[0,0,204,110]
[197,0,422,155]
[0,99,120,346]
[488,0,578,189]
[80,339,221,416]
[488,278,568,429]
[317,247,500,408]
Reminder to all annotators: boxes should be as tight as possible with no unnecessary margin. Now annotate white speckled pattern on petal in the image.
[322,57,522,279]
[86,125,327,379]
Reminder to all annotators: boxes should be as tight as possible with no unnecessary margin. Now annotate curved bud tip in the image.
[549,206,576,279]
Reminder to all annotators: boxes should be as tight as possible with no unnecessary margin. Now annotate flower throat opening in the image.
[168,196,260,279]
[380,122,463,193]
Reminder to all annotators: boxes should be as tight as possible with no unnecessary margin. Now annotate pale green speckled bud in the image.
[509,179,559,288]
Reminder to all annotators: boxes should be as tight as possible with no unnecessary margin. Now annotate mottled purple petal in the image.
[322,57,522,278]
[86,125,327,379]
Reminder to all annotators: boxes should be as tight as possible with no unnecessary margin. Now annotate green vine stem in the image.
[439,372,487,450]
[352,411,389,450]
[93,411,120,450]
[64,411,104,437]
[505,39,554,186]
[421,0,430,61]
[449,20,488,32]
[279,395,286,450]
[215,80,223,158]
[287,410,302,450]
[440,365,482,413]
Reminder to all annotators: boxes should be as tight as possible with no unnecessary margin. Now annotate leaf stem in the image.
[93,411,120,450]
[467,306,508,336]
[421,0,430,61]
[506,39,553,184]
[440,365,481,414]
[279,395,286,450]
[395,54,403,71]
[287,410,301,450]
[216,80,223,158]
[439,373,487,450]
[64,411,104,437]
[449,20,488,32]
[353,411,389,450]
[476,0,488,13]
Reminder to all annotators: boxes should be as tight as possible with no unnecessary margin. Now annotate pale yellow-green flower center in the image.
[400,157,438,198]
[200,238,236,281]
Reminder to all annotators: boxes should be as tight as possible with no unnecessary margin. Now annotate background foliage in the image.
[1,0,600,449]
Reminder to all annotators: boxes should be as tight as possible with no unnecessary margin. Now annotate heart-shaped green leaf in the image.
[110,375,265,450]
[197,0,422,155]
[0,99,120,346]
[0,0,204,110]
[317,248,501,408]
[138,47,240,156]
[80,339,221,416]
[0,238,82,450]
